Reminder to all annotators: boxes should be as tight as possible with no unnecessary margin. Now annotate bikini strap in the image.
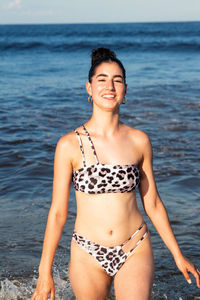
[127,230,148,256]
[121,222,146,247]
[120,222,148,256]
[74,129,86,168]
[82,125,99,164]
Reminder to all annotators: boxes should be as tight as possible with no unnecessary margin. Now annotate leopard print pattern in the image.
[72,125,140,194]
[72,223,147,277]
[73,231,129,276]
[72,163,140,194]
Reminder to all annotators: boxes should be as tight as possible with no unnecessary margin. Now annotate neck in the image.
[87,107,121,136]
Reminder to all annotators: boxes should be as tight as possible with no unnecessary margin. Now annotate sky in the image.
[0,0,200,24]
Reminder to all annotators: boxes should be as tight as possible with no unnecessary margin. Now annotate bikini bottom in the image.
[72,222,148,277]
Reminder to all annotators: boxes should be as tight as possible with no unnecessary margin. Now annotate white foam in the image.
[0,277,33,300]
[0,269,73,300]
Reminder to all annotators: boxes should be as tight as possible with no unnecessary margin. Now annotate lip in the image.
[102,94,116,100]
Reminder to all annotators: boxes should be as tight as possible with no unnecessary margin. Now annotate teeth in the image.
[103,95,114,98]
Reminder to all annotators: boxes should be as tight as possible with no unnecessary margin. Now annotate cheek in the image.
[117,86,126,95]
[92,83,103,93]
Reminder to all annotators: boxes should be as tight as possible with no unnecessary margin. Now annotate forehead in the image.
[94,61,123,76]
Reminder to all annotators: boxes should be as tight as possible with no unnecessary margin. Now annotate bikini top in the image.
[72,125,140,194]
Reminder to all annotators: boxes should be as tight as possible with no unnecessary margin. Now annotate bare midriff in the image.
[74,190,144,247]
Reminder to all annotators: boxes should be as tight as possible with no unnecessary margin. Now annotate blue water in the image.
[0,22,200,299]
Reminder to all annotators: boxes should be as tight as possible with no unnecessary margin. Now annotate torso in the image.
[71,123,145,246]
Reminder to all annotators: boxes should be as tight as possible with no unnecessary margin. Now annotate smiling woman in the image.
[32,48,200,300]
[85,48,127,114]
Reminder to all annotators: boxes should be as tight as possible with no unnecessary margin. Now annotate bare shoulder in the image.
[56,131,73,149]
[55,130,78,160]
[123,125,153,166]
[123,124,151,148]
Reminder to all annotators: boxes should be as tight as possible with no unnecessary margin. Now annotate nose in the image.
[106,79,115,90]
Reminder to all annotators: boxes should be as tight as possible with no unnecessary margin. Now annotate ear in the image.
[124,83,127,95]
[86,81,92,96]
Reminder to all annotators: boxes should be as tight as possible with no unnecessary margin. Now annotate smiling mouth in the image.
[102,94,115,99]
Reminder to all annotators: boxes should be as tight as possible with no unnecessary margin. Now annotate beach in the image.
[0,22,200,299]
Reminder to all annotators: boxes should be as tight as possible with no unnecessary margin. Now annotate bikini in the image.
[72,125,148,277]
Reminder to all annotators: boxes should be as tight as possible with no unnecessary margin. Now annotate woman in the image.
[32,48,199,300]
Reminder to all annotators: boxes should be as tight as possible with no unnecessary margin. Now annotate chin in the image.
[100,103,120,112]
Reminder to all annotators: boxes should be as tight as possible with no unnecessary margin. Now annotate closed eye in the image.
[114,80,123,83]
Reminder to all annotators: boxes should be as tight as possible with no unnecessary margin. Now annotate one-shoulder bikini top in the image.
[72,125,140,194]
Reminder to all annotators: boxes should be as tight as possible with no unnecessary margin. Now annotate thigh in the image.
[69,239,113,300]
[114,234,154,300]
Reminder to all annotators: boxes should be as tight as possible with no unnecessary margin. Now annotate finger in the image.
[38,296,47,300]
[50,287,55,300]
[196,268,200,275]
[194,268,200,288]
[193,272,200,288]
[32,293,41,300]
[33,293,45,300]
[182,270,192,284]
[32,290,42,299]
[31,292,36,300]
[189,265,200,288]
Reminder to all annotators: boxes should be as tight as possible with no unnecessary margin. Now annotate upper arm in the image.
[50,134,73,220]
[138,132,159,213]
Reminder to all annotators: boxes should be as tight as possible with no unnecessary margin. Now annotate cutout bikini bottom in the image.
[72,222,148,277]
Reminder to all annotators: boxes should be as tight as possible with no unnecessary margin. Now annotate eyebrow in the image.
[96,74,123,79]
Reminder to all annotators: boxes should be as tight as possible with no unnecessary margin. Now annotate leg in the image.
[69,239,113,300]
[114,233,154,300]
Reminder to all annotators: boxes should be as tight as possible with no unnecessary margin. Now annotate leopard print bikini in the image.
[73,222,148,277]
[72,124,140,194]
[72,125,148,276]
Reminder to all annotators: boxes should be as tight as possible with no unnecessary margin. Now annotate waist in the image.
[74,215,145,247]
[74,193,144,246]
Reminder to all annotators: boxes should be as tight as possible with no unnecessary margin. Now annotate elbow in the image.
[143,205,154,218]
[144,195,163,218]
[48,208,68,228]
[56,213,67,228]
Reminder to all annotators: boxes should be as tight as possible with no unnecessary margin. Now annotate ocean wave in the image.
[0,22,199,38]
[1,40,200,52]
[0,22,199,300]
[0,41,46,51]
[0,269,115,300]
[0,271,73,300]
[1,274,199,300]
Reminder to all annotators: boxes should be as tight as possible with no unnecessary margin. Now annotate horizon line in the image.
[0,20,200,26]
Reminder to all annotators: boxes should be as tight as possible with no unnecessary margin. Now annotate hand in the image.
[32,274,55,300]
[175,255,200,288]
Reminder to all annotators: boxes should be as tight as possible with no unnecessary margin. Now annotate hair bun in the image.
[91,48,116,66]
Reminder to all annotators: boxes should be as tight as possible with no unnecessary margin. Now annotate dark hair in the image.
[88,48,126,83]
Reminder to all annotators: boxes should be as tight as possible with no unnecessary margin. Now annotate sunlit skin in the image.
[86,61,127,113]
[32,60,200,300]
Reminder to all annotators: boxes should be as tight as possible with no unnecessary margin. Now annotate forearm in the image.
[38,210,67,276]
[146,197,182,260]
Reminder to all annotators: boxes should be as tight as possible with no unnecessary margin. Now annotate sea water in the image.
[0,22,200,299]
